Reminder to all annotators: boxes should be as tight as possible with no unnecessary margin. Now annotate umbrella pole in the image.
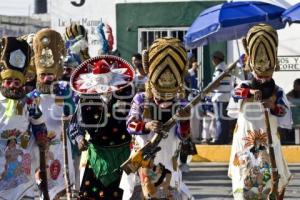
[263,104,279,200]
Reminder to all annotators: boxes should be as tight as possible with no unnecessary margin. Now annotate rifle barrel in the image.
[163,60,238,130]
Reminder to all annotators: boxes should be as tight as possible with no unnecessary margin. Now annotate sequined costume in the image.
[120,38,192,199]
[69,55,134,199]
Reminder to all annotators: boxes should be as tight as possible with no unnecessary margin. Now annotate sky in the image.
[0,0,34,16]
[1,0,299,16]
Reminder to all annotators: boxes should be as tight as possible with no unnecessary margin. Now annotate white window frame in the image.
[138,27,189,52]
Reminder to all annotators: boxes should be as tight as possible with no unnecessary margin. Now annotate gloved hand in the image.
[27,103,43,119]
[53,82,75,116]
[270,90,287,116]
[76,136,89,151]
[176,107,191,119]
[145,120,163,133]
[232,87,250,100]
[232,83,252,102]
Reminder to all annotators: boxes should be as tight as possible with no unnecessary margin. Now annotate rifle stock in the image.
[121,60,239,174]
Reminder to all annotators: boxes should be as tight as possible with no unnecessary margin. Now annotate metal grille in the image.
[138,27,203,88]
[138,27,188,52]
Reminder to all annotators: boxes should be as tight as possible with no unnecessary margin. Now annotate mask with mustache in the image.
[0,85,26,99]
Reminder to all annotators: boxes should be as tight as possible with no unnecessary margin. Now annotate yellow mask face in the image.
[33,28,65,79]
[246,24,278,78]
[157,68,177,89]
[145,37,187,99]
[39,47,54,68]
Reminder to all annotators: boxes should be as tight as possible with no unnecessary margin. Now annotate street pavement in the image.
[23,162,300,199]
[183,162,300,200]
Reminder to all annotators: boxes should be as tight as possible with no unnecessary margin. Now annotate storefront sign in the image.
[278,56,300,71]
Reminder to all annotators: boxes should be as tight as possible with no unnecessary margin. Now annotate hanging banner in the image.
[50,0,117,57]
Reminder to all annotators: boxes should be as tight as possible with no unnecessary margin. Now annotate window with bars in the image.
[138,27,188,52]
[138,27,204,88]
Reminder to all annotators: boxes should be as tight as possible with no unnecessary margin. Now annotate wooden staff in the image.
[39,146,50,200]
[62,116,72,200]
[263,104,279,200]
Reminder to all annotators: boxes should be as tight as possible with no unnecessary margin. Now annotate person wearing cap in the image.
[132,53,147,92]
[61,54,80,82]
[121,38,192,199]
[227,24,291,200]
[0,37,48,200]
[210,50,234,144]
[185,51,198,97]
[68,55,134,199]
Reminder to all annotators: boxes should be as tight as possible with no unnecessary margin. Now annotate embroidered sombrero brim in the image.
[70,55,134,95]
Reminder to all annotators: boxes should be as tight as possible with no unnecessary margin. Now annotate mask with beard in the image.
[0,86,26,99]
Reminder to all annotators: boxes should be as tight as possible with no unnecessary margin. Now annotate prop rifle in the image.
[121,60,239,174]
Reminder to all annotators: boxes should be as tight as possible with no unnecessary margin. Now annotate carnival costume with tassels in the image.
[0,37,48,200]
[65,23,90,62]
[227,24,292,200]
[31,28,75,200]
[120,38,192,199]
[68,55,134,199]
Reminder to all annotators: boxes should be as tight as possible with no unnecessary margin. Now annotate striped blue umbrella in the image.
[282,2,300,24]
[184,1,285,49]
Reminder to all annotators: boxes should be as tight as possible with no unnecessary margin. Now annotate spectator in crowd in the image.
[178,52,199,172]
[210,51,234,144]
[201,96,216,144]
[282,78,300,143]
[287,78,300,99]
[184,52,201,141]
[185,52,198,100]
[132,53,147,92]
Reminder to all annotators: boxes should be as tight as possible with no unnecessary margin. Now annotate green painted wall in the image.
[116,1,226,86]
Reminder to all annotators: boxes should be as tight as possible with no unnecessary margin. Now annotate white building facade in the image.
[48,0,300,92]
